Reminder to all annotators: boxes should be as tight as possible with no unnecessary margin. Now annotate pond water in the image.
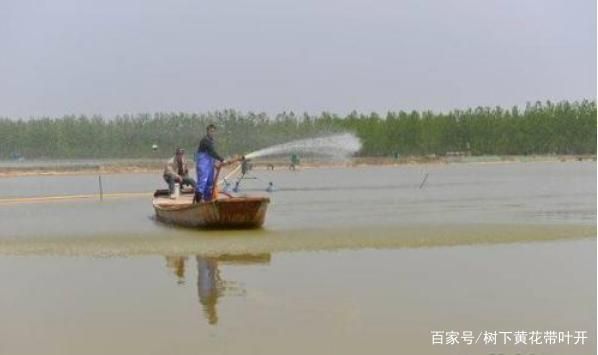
[0,161,595,354]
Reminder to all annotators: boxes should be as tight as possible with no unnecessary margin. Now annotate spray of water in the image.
[244,133,362,160]
[220,133,361,184]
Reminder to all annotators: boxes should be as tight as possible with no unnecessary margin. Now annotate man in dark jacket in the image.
[195,124,229,202]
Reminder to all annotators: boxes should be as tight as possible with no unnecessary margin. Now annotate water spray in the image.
[244,133,361,160]
[219,133,362,190]
[224,132,362,180]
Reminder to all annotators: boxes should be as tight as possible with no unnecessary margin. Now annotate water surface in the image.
[0,162,595,354]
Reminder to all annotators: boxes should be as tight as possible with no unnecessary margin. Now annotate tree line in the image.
[0,100,595,159]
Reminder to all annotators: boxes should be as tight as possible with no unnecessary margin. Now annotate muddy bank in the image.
[0,155,595,178]
[0,224,594,257]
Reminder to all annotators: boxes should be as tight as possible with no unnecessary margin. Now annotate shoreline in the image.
[0,154,595,178]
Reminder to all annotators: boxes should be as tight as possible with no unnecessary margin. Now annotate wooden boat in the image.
[153,189,270,229]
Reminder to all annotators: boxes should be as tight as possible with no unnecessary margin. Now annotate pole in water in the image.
[419,173,429,189]
[98,175,104,200]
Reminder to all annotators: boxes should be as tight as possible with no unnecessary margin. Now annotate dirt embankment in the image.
[0,155,595,178]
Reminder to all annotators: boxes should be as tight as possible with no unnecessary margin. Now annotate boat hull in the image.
[153,195,269,229]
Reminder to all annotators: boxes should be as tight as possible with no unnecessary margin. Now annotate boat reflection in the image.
[165,253,272,325]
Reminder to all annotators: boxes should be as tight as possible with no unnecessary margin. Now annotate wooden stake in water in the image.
[419,173,429,189]
[98,175,104,201]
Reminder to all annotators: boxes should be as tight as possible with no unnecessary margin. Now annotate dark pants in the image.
[164,174,196,194]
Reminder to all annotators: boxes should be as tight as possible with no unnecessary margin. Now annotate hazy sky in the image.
[0,0,595,118]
